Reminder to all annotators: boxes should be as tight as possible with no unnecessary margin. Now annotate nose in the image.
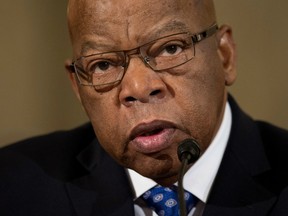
[119,58,167,107]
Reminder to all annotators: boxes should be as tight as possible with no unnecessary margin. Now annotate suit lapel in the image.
[204,148,277,216]
[65,139,135,216]
[203,96,277,215]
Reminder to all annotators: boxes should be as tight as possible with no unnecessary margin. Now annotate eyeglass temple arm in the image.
[69,63,87,79]
[69,63,88,84]
[191,24,218,44]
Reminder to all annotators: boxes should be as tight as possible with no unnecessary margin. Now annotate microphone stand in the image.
[178,153,190,216]
[177,139,200,216]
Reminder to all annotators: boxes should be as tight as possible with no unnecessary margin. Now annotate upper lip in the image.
[129,120,177,141]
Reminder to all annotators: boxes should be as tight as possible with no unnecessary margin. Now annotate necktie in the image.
[141,185,197,216]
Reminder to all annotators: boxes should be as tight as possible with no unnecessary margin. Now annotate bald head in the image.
[67,0,217,47]
[192,0,216,26]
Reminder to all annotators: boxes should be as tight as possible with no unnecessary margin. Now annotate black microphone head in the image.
[177,138,200,164]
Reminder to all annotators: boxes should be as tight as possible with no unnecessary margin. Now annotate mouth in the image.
[129,120,177,154]
[137,127,164,137]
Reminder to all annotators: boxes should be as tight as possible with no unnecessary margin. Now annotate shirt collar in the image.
[127,102,232,203]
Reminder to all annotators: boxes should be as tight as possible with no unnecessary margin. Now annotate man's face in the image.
[67,0,236,185]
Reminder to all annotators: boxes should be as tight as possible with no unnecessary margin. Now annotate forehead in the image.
[68,0,212,54]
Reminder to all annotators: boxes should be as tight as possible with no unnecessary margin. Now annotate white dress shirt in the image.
[127,102,232,216]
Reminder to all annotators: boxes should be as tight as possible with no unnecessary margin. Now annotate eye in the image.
[161,44,183,56]
[87,58,120,74]
[147,39,187,58]
[95,61,111,71]
[75,52,126,86]
[87,60,111,74]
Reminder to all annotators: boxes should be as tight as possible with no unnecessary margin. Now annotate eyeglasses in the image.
[70,23,218,90]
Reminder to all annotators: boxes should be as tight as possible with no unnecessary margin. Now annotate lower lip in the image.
[130,128,176,154]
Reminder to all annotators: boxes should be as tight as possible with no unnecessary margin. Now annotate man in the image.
[0,0,287,215]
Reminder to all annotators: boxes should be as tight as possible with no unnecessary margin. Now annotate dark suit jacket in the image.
[0,96,288,216]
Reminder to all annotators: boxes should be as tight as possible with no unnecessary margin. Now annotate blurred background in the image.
[0,0,287,147]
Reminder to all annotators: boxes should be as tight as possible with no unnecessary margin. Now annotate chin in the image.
[135,155,179,181]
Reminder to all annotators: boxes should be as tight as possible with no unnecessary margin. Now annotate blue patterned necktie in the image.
[141,185,198,216]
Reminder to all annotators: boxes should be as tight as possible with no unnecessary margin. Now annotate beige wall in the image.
[215,1,288,131]
[0,1,287,147]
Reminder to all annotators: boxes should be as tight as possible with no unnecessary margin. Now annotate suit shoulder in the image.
[257,121,288,147]
[256,121,288,185]
[2,122,95,154]
[256,121,288,162]
[0,123,95,180]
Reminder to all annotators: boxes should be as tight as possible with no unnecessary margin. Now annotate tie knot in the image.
[141,185,197,216]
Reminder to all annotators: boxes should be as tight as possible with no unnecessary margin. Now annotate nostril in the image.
[150,89,161,96]
[125,96,137,103]
[122,88,164,105]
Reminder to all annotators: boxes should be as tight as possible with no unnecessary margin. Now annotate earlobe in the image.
[65,59,82,103]
[216,25,237,86]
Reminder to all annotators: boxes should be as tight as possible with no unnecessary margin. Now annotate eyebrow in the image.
[79,20,191,57]
[80,41,113,56]
[147,21,190,39]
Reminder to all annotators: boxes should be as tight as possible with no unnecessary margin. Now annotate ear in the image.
[216,25,237,86]
[65,59,82,103]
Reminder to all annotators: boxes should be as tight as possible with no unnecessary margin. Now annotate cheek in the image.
[78,89,126,155]
[173,55,226,149]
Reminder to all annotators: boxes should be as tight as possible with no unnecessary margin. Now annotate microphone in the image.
[177,139,200,216]
[177,139,201,164]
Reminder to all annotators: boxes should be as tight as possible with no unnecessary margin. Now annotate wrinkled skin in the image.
[66,0,237,186]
